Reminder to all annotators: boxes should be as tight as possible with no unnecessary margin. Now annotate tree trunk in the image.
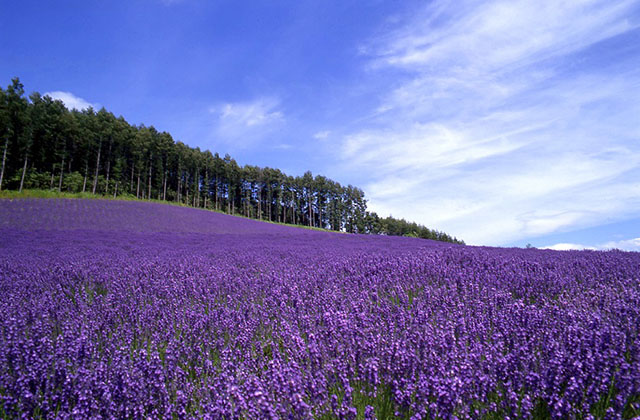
[245,189,250,217]
[114,182,118,198]
[105,139,112,194]
[58,154,65,191]
[19,155,27,192]
[268,189,272,221]
[162,171,167,201]
[177,172,182,202]
[203,169,208,209]
[277,192,282,223]
[136,172,140,199]
[0,137,8,191]
[50,165,55,189]
[130,164,134,193]
[195,169,199,207]
[147,153,153,200]
[92,139,102,194]
[105,164,109,194]
[83,161,88,192]
[215,179,218,209]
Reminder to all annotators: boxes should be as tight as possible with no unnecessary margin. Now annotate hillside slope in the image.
[0,198,638,419]
[0,198,314,235]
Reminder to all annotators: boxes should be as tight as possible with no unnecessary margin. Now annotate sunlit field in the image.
[1,199,638,419]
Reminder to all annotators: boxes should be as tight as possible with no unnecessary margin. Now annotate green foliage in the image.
[366,212,465,245]
[62,171,85,192]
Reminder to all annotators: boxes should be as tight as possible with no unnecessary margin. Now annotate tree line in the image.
[0,78,463,244]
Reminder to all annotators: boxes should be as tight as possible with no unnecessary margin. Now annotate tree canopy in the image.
[0,78,464,244]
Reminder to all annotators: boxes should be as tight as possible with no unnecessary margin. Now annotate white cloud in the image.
[313,130,331,140]
[339,0,640,245]
[377,0,636,73]
[209,98,284,146]
[542,237,640,252]
[542,243,597,251]
[600,237,640,251]
[44,91,97,110]
[214,98,283,127]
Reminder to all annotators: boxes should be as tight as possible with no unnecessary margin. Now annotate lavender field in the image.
[0,199,639,419]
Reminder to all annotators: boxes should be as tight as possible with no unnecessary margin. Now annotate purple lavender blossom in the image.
[0,198,638,419]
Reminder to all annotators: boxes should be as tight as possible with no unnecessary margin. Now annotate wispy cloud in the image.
[209,97,284,147]
[374,0,636,72]
[217,99,283,127]
[44,91,97,110]
[341,0,640,245]
[601,237,640,251]
[542,243,597,251]
[313,130,331,140]
[543,237,640,251]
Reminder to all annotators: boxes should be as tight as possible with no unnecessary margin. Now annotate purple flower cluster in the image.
[1,199,639,419]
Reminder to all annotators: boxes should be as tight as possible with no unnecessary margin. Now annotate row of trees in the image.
[0,78,463,244]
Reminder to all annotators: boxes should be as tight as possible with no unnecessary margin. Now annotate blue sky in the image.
[2,0,640,249]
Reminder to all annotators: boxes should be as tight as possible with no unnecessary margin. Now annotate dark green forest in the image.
[0,78,463,244]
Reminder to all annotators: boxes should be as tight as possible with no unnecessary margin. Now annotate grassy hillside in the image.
[0,189,334,233]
